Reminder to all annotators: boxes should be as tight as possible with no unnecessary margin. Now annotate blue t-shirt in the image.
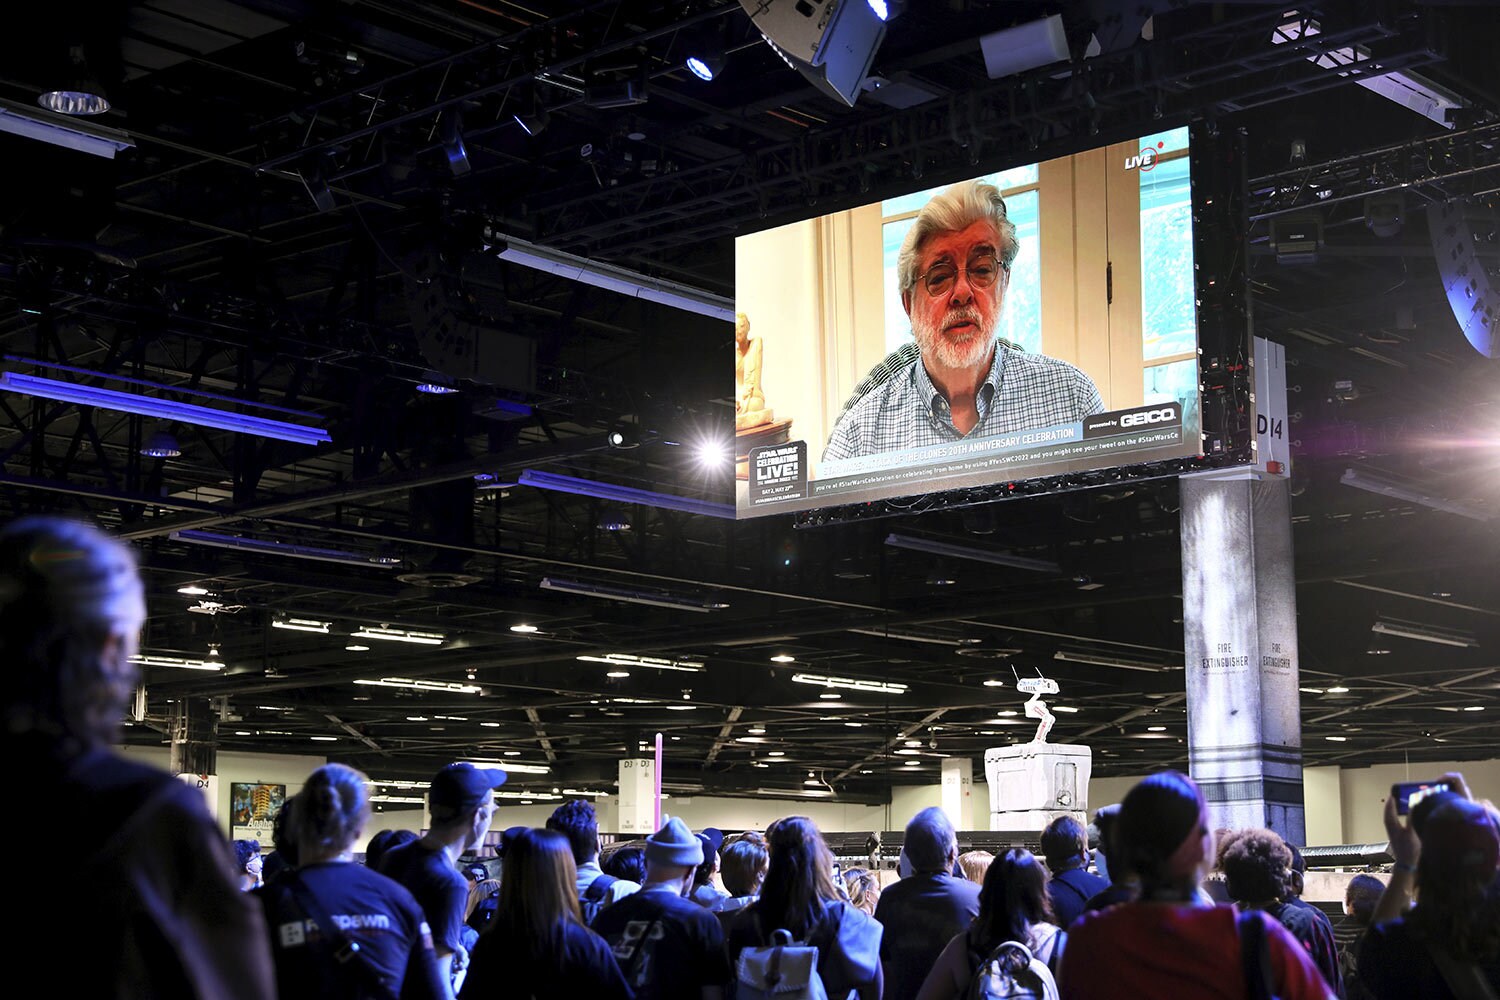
[259,860,444,1000]
[592,885,731,1000]
[378,840,469,955]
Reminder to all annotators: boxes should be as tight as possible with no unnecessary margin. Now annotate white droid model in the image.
[984,668,1092,832]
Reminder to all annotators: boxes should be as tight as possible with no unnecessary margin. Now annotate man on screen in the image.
[822,180,1104,463]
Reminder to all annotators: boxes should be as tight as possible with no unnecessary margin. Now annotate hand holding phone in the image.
[1391,779,1452,815]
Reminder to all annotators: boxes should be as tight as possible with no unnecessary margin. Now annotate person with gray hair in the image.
[873,807,982,1000]
[0,516,275,997]
[823,178,1103,463]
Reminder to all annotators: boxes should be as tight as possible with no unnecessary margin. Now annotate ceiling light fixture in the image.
[791,673,906,695]
[0,97,133,158]
[510,624,539,634]
[272,616,332,634]
[349,626,445,646]
[463,758,550,775]
[345,644,370,652]
[1052,650,1177,673]
[520,469,735,520]
[770,654,796,663]
[885,532,1061,573]
[541,577,728,613]
[128,653,222,671]
[1371,619,1478,648]
[0,370,330,445]
[176,585,211,596]
[576,653,706,673]
[172,529,397,569]
[352,677,481,694]
[494,234,734,321]
[140,430,181,459]
[983,679,1006,687]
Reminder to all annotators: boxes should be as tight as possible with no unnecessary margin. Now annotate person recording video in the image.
[822,179,1103,463]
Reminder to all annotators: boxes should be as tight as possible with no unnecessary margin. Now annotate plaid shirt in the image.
[821,343,1105,462]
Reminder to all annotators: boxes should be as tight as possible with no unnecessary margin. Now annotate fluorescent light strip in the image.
[1053,650,1176,673]
[353,677,481,694]
[884,533,1060,573]
[494,235,735,322]
[272,616,331,634]
[0,98,134,158]
[462,758,550,774]
[0,371,330,445]
[791,673,907,695]
[541,577,727,613]
[577,653,705,673]
[370,795,425,805]
[129,653,222,671]
[1370,620,1477,648]
[519,469,735,520]
[847,627,967,647]
[172,529,398,569]
[349,627,445,646]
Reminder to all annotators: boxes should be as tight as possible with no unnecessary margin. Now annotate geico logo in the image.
[1119,407,1177,427]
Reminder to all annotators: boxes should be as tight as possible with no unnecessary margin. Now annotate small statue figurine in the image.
[735,312,773,431]
[1014,667,1061,745]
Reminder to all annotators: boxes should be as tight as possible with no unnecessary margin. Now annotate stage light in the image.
[695,439,731,470]
[739,0,888,106]
[439,108,471,175]
[416,382,459,395]
[685,21,728,81]
[0,370,331,446]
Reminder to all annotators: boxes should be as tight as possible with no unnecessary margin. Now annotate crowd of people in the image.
[4,513,1498,1000]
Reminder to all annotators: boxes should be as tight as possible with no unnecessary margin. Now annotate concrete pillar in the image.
[941,757,975,831]
[1180,471,1305,844]
[617,758,657,835]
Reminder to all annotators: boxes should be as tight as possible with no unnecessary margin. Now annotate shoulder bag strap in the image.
[284,870,398,1000]
[1421,938,1500,1000]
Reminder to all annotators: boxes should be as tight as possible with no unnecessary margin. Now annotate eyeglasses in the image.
[917,254,1004,298]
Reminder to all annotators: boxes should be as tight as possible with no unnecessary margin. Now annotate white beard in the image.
[912,304,996,372]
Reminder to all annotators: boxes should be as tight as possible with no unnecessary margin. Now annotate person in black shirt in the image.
[874,807,981,1000]
[461,828,632,999]
[592,817,732,1000]
[1040,815,1108,929]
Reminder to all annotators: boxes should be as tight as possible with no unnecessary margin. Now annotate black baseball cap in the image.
[429,763,507,815]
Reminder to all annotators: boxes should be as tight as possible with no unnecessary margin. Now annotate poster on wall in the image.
[231,781,286,842]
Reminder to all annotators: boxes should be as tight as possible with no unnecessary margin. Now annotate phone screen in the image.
[1393,780,1451,815]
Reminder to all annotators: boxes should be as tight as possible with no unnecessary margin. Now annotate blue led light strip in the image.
[0,371,331,446]
[518,468,735,520]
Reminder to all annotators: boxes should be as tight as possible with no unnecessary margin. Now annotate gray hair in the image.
[0,516,146,745]
[897,180,1020,295]
[905,806,958,872]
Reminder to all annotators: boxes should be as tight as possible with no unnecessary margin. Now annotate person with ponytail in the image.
[1058,771,1335,1000]
[0,516,274,998]
[725,816,884,1000]
[259,763,448,1000]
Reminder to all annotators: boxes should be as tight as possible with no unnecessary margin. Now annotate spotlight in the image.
[694,439,731,470]
[685,21,729,82]
[607,426,641,449]
[440,108,471,176]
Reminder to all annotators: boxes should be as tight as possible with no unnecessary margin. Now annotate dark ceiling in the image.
[1,1,1498,808]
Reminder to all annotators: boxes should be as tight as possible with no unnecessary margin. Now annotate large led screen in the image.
[734,127,1200,517]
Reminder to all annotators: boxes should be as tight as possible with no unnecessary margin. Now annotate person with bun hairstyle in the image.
[259,763,448,1000]
[0,516,275,997]
[1058,771,1335,1000]
[461,827,633,999]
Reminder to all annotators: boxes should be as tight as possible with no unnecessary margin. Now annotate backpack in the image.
[963,940,1059,1000]
[736,927,828,1000]
[580,873,618,925]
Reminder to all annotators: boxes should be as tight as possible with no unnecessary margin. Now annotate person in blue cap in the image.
[377,762,507,996]
[592,816,733,1000]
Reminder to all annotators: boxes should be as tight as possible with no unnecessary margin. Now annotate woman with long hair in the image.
[260,763,447,1000]
[1357,795,1500,997]
[1058,771,1335,1000]
[461,827,632,999]
[915,848,1065,1000]
[725,816,883,1000]
[1,516,274,997]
